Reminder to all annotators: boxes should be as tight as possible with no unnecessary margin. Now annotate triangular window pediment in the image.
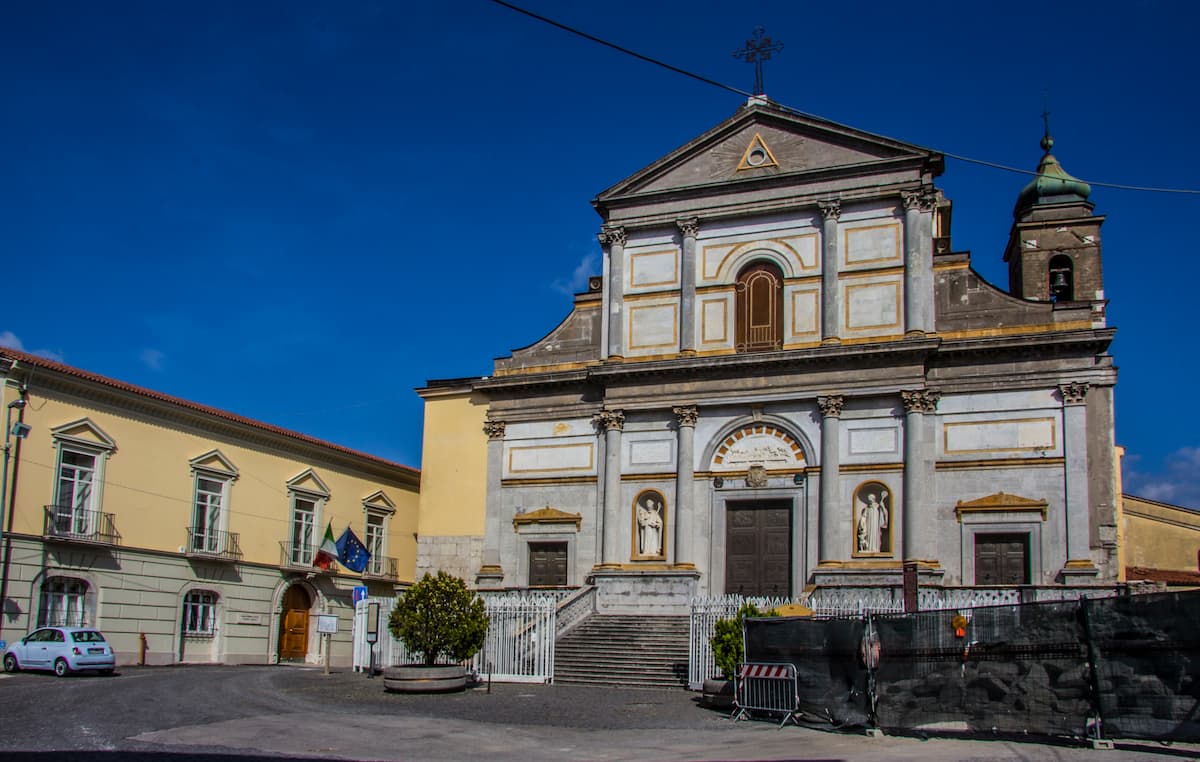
[362,490,396,515]
[286,468,330,498]
[51,418,116,452]
[512,506,582,531]
[955,492,1048,520]
[189,449,238,479]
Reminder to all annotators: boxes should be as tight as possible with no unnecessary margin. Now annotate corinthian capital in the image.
[817,395,844,418]
[675,217,700,238]
[673,405,699,427]
[817,200,841,221]
[1058,382,1090,405]
[483,420,507,440]
[901,188,938,212]
[901,389,941,414]
[592,409,625,432]
[597,225,627,248]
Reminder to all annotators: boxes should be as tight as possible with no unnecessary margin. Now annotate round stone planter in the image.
[383,664,469,693]
[702,677,735,709]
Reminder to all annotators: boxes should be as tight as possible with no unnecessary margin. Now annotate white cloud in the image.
[551,253,599,296]
[140,348,166,372]
[1122,447,1200,511]
[0,330,65,363]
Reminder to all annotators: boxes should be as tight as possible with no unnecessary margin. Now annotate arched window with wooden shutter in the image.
[735,260,784,352]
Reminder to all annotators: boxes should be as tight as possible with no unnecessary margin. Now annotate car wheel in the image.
[2,654,17,673]
[53,658,70,677]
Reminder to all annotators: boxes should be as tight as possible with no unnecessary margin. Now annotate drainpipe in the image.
[139,632,148,665]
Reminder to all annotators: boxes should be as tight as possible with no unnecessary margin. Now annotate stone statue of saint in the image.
[637,497,663,556]
[856,489,889,553]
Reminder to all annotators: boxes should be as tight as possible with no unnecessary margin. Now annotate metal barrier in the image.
[732,662,801,728]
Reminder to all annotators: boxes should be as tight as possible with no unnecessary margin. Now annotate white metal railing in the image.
[807,584,1129,618]
[353,593,557,684]
[555,585,596,637]
[688,594,800,690]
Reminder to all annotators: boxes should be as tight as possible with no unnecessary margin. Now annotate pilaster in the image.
[1059,382,1097,580]
[673,405,698,569]
[676,218,699,356]
[599,225,627,360]
[818,201,841,345]
[593,409,625,568]
[901,189,936,335]
[817,395,843,563]
[901,389,940,565]
[477,419,506,587]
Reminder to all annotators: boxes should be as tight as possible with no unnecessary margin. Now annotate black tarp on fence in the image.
[742,589,1200,742]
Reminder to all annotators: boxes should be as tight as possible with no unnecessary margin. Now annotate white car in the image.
[3,626,116,677]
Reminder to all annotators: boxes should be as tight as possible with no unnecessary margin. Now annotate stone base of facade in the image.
[811,562,945,588]
[590,568,700,615]
[1058,560,1100,584]
[416,535,484,583]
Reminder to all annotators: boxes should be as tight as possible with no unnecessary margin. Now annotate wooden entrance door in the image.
[725,500,792,597]
[974,533,1030,585]
[528,542,567,587]
[278,585,311,660]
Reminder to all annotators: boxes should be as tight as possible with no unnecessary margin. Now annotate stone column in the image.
[673,405,698,568]
[676,218,699,356]
[593,409,625,567]
[901,189,936,335]
[599,225,627,360]
[901,389,940,563]
[1059,383,1095,574]
[477,419,507,586]
[817,395,844,563]
[818,201,841,345]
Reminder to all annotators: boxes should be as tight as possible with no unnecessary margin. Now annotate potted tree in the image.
[704,602,776,709]
[383,571,489,693]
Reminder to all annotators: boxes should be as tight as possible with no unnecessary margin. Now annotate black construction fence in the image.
[742,589,1200,743]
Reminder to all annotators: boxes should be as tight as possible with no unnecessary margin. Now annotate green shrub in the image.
[388,571,489,666]
[711,602,778,679]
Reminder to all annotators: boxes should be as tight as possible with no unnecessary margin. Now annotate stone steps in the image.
[554,614,690,689]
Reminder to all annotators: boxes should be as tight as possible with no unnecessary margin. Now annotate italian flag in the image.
[313,521,338,570]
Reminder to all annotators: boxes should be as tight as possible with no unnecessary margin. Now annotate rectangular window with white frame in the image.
[191,476,229,553]
[290,496,317,565]
[55,449,97,536]
[182,590,217,636]
[365,512,386,575]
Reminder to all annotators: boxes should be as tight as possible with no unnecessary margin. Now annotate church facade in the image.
[417,98,1120,613]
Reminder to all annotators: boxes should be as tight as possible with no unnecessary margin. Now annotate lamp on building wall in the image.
[0,397,31,569]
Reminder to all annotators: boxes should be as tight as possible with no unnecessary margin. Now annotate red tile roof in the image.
[0,347,418,478]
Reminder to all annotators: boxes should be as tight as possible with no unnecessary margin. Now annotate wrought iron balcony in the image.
[43,506,121,546]
[362,555,399,581]
[184,528,242,562]
[279,540,329,572]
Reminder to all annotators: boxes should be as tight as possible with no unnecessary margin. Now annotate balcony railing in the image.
[362,555,399,581]
[279,540,328,572]
[184,528,243,562]
[43,505,121,546]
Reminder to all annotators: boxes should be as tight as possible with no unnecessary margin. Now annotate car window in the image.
[71,631,105,643]
[26,630,49,643]
[49,630,65,642]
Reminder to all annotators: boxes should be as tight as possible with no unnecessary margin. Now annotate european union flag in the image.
[335,527,371,573]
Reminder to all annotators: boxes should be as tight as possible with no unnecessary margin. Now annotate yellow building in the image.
[1122,494,1200,587]
[0,349,419,666]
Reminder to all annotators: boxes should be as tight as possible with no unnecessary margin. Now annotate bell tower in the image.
[1003,123,1104,303]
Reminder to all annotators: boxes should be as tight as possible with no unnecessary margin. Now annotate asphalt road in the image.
[0,665,1197,761]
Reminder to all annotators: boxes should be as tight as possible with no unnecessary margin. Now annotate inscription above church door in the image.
[974,533,1030,585]
[725,500,791,597]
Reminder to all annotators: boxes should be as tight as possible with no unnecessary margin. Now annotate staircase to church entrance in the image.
[554,614,690,689]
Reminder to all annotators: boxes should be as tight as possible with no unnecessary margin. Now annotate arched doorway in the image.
[277,585,311,662]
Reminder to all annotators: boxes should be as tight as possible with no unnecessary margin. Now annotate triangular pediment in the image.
[595,101,940,206]
[189,449,238,479]
[51,418,117,451]
[362,490,396,515]
[287,468,330,497]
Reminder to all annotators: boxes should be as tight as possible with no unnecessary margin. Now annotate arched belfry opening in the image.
[1048,253,1074,302]
[735,260,784,352]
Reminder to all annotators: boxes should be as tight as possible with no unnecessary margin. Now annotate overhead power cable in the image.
[491,0,1200,196]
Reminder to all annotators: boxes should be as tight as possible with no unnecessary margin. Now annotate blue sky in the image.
[3,1,1198,508]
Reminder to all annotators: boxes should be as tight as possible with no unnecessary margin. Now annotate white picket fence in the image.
[353,593,557,684]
